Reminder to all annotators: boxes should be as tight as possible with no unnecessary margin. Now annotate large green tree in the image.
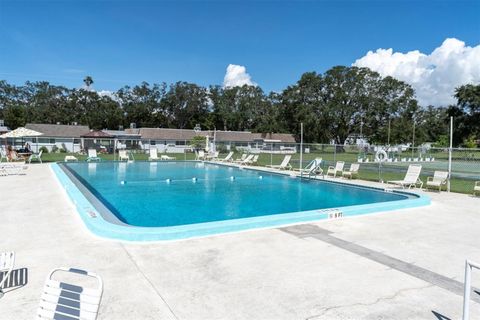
[163,82,210,129]
[446,84,480,146]
[117,82,167,128]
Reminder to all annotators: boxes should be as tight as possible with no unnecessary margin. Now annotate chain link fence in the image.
[3,137,479,195]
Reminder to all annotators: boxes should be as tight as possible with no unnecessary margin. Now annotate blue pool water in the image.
[63,161,409,228]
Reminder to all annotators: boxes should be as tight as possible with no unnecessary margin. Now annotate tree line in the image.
[0,66,478,147]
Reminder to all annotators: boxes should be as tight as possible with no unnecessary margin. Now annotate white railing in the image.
[463,259,480,320]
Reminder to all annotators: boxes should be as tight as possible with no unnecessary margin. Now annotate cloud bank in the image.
[223,64,256,88]
[353,38,480,106]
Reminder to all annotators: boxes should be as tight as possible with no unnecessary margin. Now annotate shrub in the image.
[39,146,49,153]
[189,135,206,150]
[51,145,59,153]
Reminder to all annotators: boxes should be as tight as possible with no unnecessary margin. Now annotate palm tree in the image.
[83,76,94,90]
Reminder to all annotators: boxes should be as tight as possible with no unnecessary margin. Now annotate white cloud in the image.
[97,90,119,101]
[353,38,480,106]
[223,64,256,88]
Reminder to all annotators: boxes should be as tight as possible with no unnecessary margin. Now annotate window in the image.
[38,138,55,144]
[73,139,81,144]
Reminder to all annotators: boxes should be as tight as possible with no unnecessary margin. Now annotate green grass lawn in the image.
[36,150,479,195]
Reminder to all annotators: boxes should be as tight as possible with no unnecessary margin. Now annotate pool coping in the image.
[50,161,431,242]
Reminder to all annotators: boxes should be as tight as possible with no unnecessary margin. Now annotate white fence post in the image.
[448,116,453,192]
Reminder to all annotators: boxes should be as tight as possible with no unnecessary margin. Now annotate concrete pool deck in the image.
[1,163,479,319]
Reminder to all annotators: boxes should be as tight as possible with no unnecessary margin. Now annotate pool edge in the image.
[50,162,431,242]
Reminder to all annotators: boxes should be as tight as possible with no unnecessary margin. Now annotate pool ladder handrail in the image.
[463,259,480,320]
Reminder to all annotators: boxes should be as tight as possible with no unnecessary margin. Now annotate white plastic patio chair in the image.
[86,149,101,162]
[474,181,480,196]
[0,149,8,163]
[160,155,176,160]
[387,164,423,189]
[118,150,129,161]
[218,152,234,162]
[0,251,15,299]
[148,148,158,161]
[28,150,43,164]
[205,151,219,160]
[342,163,360,179]
[426,171,448,192]
[327,161,345,178]
[196,150,205,160]
[37,267,103,320]
[267,155,292,170]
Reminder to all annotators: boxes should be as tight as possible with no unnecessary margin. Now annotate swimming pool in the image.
[52,161,430,241]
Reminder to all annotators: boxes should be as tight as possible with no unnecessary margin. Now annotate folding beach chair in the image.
[0,251,15,299]
[37,267,103,320]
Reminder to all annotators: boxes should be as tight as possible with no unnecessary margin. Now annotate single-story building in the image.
[0,119,9,135]
[24,123,90,153]
[125,128,297,153]
[11,123,296,154]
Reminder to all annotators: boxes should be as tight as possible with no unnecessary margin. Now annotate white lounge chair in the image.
[387,164,423,189]
[218,152,234,162]
[235,154,247,162]
[0,162,28,176]
[267,155,292,170]
[28,150,43,164]
[148,148,158,161]
[327,161,345,178]
[426,171,448,192]
[86,149,101,162]
[37,267,103,320]
[118,150,129,161]
[474,182,480,197]
[236,154,254,165]
[0,251,15,299]
[160,155,176,160]
[342,163,360,179]
[246,154,259,165]
[294,158,323,176]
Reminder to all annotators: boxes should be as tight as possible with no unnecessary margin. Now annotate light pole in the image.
[300,122,304,175]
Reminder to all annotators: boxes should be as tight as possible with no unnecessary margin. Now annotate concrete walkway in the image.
[0,164,479,319]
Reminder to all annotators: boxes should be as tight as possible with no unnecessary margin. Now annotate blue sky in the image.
[1,0,479,95]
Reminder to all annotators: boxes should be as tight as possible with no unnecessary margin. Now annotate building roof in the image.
[25,123,90,138]
[23,123,296,143]
[103,130,141,138]
[81,130,113,138]
[126,128,296,143]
